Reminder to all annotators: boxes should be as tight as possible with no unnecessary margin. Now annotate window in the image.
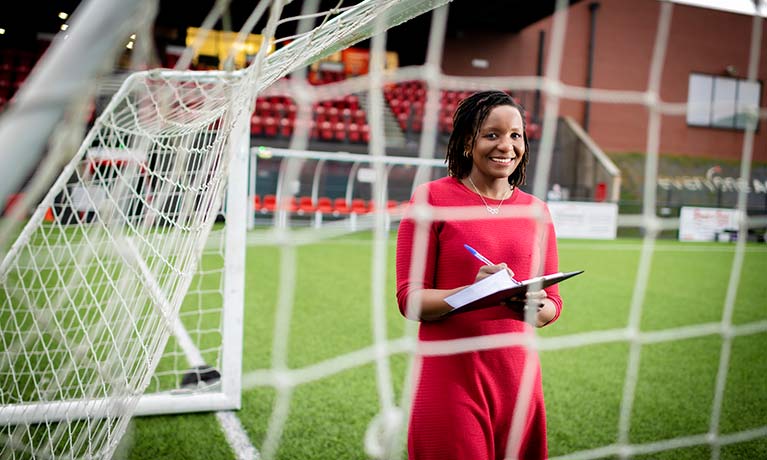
[687,73,761,130]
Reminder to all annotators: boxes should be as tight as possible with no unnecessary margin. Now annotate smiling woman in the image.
[395,90,563,459]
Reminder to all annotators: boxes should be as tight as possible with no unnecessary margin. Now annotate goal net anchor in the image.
[179,365,222,390]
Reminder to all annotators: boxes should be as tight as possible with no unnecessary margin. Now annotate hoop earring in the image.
[464,150,471,158]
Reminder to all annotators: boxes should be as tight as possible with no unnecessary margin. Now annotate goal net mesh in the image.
[235,2,767,460]
[0,0,449,458]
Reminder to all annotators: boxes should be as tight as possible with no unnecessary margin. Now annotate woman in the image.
[395,90,562,460]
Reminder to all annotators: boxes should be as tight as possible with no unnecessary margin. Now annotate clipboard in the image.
[444,269,584,311]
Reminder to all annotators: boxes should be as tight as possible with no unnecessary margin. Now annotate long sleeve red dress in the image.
[395,176,562,460]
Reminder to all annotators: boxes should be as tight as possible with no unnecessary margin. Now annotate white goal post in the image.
[0,0,450,458]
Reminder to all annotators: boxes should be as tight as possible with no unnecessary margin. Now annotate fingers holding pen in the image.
[475,262,516,282]
[465,244,516,282]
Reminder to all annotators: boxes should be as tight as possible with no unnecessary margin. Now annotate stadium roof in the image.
[150,0,584,33]
[157,0,586,65]
[10,0,764,57]
[10,1,584,64]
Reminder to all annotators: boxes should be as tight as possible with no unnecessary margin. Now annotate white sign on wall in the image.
[547,201,618,240]
[678,206,739,242]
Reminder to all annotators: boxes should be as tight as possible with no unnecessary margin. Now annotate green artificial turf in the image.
[128,236,767,459]
[6,232,765,459]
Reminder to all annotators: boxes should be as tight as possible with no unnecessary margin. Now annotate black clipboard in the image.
[444,270,584,311]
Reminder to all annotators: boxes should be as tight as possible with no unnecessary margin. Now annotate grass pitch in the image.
[117,235,767,459]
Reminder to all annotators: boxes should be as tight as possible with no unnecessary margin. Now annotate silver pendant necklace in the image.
[467,176,512,215]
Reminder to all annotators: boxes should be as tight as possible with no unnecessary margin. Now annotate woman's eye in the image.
[511,132,522,139]
[485,133,498,139]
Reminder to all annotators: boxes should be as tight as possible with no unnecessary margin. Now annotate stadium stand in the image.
[383,80,542,140]
[249,88,370,144]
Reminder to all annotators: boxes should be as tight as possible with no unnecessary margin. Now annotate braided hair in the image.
[445,90,530,189]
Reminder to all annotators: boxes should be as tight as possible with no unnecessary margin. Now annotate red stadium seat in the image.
[286,103,297,120]
[317,196,333,214]
[262,194,277,213]
[327,106,340,123]
[334,122,346,142]
[389,98,402,115]
[250,115,263,136]
[273,102,285,117]
[333,198,351,215]
[353,109,367,125]
[314,105,327,123]
[348,123,360,143]
[344,95,359,110]
[297,196,317,215]
[263,117,278,137]
[351,198,368,214]
[397,112,409,131]
[258,100,273,117]
[319,121,333,141]
[279,118,293,137]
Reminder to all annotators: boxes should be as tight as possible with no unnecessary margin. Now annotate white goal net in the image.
[0,0,449,458]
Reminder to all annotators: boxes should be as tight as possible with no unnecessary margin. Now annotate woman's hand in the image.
[475,263,515,282]
[504,289,556,327]
[525,288,547,306]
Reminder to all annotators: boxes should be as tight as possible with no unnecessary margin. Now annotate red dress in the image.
[395,176,562,460]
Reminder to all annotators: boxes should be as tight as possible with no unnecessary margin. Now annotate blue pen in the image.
[464,244,521,285]
[463,244,495,266]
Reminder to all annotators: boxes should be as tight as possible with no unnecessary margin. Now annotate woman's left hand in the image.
[504,289,555,327]
[525,289,547,305]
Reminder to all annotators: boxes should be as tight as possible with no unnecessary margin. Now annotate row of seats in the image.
[251,89,370,142]
[254,95,363,120]
[383,80,542,139]
[250,117,371,143]
[253,103,368,127]
[384,81,467,134]
[1,48,540,143]
[254,195,404,216]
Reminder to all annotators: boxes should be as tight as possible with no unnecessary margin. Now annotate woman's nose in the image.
[498,138,513,152]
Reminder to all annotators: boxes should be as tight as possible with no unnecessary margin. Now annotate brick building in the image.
[442,0,766,163]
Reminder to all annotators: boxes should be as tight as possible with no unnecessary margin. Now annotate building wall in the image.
[442,0,767,162]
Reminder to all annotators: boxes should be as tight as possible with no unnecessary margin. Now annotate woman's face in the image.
[468,105,525,181]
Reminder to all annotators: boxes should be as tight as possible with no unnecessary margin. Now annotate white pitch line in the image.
[217,411,261,460]
[172,317,260,459]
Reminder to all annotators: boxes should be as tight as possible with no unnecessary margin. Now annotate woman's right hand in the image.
[475,262,515,282]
